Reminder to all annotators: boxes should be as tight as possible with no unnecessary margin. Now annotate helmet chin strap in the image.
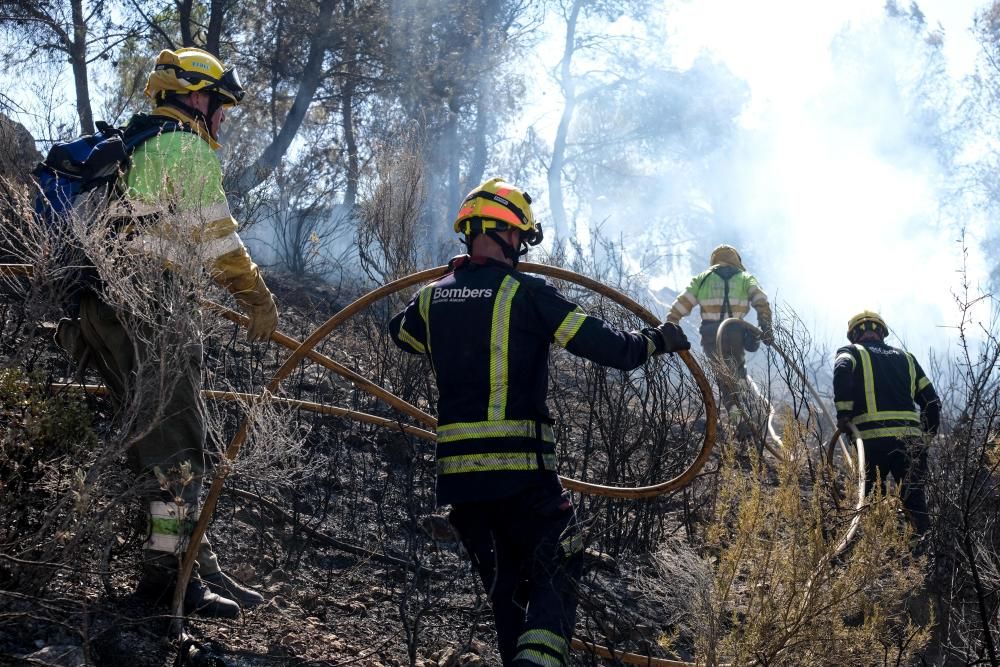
[162,94,221,140]
[485,229,529,266]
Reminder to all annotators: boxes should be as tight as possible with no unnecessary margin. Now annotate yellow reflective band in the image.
[852,410,919,425]
[906,352,916,399]
[396,322,425,354]
[701,304,750,313]
[835,401,854,411]
[917,376,931,391]
[856,425,924,439]
[518,628,569,655]
[553,307,587,348]
[512,649,564,667]
[418,287,433,355]
[437,452,557,475]
[673,295,694,315]
[488,276,520,420]
[437,420,555,443]
[854,344,877,414]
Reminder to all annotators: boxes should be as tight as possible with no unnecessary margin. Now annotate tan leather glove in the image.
[211,248,278,342]
[234,275,278,342]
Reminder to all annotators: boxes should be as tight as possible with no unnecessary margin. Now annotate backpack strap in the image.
[721,271,732,319]
[122,119,184,152]
[701,266,734,319]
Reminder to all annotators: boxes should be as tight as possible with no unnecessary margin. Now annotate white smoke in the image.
[637,0,990,354]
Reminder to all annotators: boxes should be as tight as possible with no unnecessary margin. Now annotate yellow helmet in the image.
[847,310,888,342]
[144,48,245,106]
[453,178,542,246]
[709,244,744,270]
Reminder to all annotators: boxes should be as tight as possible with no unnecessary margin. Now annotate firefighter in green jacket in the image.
[55,48,275,617]
[666,244,773,418]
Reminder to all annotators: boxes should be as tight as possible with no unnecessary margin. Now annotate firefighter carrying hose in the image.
[54,48,276,617]
[833,311,940,534]
[666,244,773,430]
[388,178,690,666]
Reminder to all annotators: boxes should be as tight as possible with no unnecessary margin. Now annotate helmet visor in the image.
[212,67,245,104]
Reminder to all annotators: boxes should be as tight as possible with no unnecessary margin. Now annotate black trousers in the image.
[449,483,583,666]
[863,436,930,534]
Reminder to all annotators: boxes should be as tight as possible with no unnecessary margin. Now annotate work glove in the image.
[653,321,691,354]
[244,297,278,342]
[759,319,775,346]
[235,275,278,343]
[836,415,852,433]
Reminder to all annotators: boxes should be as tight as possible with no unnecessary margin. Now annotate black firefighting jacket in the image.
[389,256,665,505]
[833,341,940,441]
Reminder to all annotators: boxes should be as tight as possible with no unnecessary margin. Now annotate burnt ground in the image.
[0,273,694,667]
[0,475,673,667]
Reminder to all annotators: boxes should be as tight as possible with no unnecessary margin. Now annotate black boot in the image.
[203,570,264,609]
[136,572,240,619]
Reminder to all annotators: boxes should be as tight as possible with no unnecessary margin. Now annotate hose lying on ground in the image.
[717,317,854,471]
[3,262,868,665]
[714,318,784,460]
[175,262,719,656]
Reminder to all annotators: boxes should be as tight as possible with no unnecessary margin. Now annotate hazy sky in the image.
[636,0,991,352]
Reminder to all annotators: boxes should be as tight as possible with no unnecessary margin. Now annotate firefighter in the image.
[833,311,940,534]
[666,244,773,425]
[389,178,690,666]
[55,48,276,617]
[667,245,774,436]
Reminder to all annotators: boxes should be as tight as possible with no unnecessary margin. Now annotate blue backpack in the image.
[30,118,182,314]
[32,119,180,224]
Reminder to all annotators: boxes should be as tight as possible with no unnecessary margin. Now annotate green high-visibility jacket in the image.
[667,263,772,327]
[118,111,265,300]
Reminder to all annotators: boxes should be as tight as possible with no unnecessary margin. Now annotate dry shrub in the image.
[357,130,425,284]
[645,421,930,666]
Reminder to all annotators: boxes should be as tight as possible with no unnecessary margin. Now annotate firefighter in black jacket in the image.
[389,178,690,667]
[833,311,940,534]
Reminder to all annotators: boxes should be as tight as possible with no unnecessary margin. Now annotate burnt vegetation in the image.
[1,144,999,665]
[1,0,1000,665]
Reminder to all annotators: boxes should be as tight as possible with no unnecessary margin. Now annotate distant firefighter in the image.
[833,311,940,534]
[667,244,773,422]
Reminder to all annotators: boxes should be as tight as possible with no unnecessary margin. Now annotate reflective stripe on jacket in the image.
[389,256,661,505]
[833,341,940,440]
[667,263,771,325]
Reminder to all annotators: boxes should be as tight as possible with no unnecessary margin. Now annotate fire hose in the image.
[715,318,866,556]
[3,261,719,661]
[47,383,866,667]
[174,262,721,664]
[717,317,854,471]
[4,262,865,664]
[713,316,785,460]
